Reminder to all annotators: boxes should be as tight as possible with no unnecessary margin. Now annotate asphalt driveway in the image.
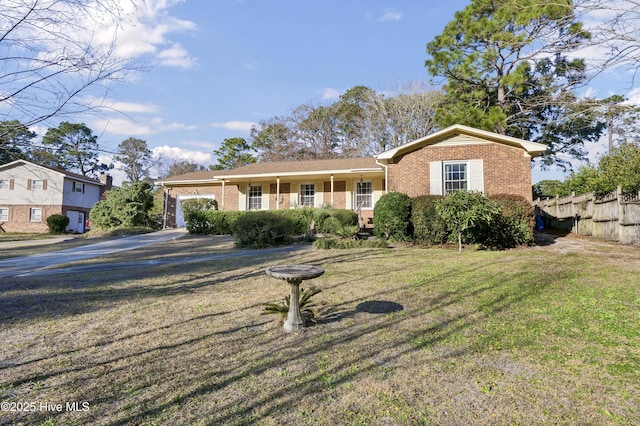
[0,228,189,278]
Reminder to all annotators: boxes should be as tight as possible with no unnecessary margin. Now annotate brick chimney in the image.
[99,174,113,189]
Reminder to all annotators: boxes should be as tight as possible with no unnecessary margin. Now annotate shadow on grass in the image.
[1,245,584,425]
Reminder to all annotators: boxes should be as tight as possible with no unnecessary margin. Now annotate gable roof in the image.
[156,157,382,184]
[376,124,548,162]
[0,159,104,186]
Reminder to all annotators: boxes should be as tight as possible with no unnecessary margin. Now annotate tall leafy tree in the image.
[0,120,35,164]
[114,137,153,183]
[426,0,603,168]
[41,122,108,176]
[211,137,257,170]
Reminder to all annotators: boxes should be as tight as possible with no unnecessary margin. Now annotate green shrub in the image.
[232,211,295,248]
[411,195,448,245]
[89,182,156,230]
[273,208,314,235]
[332,209,359,227]
[483,195,535,249]
[181,197,218,216]
[46,214,70,234]
[373,192,412,241]
[434,191,500,251]
[186,210,244,235]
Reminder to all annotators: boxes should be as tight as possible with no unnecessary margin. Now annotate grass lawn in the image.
[0,234,639,425]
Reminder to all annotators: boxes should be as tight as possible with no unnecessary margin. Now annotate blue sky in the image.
[23,0,640,185]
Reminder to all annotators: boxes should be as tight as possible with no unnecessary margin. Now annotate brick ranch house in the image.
[155,124,547,228]
[0,159,112,233]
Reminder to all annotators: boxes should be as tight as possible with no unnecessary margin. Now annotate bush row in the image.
[373,191,534,250]
[185,207,359,248]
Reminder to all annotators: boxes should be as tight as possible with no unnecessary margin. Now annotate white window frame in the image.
[355,181,373,209]
[73,182,84,193]
[443,161,469,194]
[0,180,9,190]
[0,207,8,221]
[30,208,42,222]
[31,179,44,190]
[299,183,315,207]
[248,184,262,210]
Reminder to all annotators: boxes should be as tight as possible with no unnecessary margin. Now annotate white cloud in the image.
[625,87,640,105]
[321,88,342,100]
[81,96,159,113]
[376,10,402,22]
[152,145,212,164]
[90,116,195,136]
[210,121,256,132]
[43,0,199,69]
[243,62,258,71]
[158,43,198,68]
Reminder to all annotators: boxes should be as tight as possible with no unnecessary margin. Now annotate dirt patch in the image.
[530,230,640,270]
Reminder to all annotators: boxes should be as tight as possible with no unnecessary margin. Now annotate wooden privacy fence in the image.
[534,186,640,245]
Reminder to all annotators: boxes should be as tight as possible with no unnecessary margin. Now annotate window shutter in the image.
[469,159,484,192]
[82,183,85,193]
[429,161,443,195]
[27,179,31,190]
[72,182,76,192]
[9,179,14,190]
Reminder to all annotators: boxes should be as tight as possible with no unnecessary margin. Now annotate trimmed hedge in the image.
[232,211,295,248]
[373,192,413,241]
[46,214,70,234]
[185,210,244,235]
[411,195,448,246]
[483,194,535,249]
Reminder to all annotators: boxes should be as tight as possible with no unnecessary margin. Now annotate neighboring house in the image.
[0,160,112,233]
[155,125,548,228]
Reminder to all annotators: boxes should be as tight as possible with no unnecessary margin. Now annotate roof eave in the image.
[376,124,548,160]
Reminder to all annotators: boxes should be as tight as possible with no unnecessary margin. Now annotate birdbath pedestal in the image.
[265,265,325,332]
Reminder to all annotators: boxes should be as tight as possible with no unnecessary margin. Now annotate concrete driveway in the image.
[0,228,188,278]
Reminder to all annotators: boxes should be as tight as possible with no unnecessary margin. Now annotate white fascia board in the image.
[376,124,548,161]
[217,168,383,180]
[156,178,224,186]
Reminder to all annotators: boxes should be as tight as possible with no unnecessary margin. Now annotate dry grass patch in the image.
[1,234,639,425]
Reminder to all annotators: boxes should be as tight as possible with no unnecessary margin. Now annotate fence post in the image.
[618,186,624,242]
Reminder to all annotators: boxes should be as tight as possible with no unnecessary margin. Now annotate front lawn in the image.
[0,236,638,425]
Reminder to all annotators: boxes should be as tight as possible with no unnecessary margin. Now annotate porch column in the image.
[276,177,280,210]
[221,180,226,210]
[330,174,334,206]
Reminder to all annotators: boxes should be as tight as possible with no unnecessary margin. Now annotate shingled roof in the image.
[156,157,381,183]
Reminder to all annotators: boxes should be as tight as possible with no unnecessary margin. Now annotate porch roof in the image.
[156,157,383,185]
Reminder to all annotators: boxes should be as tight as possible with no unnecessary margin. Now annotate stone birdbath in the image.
[265,264,325,332]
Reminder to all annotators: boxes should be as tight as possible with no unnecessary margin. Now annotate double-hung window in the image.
[31,179,44,190]
[30,208,42,222]
[443,162,468,194]
[248,185,262,210]
[0,180,9,190]
[73,182,84,193]
[0,207,8,221]
[355,181,373,209]
[299,183,315,207]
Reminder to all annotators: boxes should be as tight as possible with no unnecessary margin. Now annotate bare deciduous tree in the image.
[0,0,138,138]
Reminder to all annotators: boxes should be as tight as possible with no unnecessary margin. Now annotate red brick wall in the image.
[269,183,290,210]
[323,181,346,208]
[387,143,533,201]
[1,205,63,233]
